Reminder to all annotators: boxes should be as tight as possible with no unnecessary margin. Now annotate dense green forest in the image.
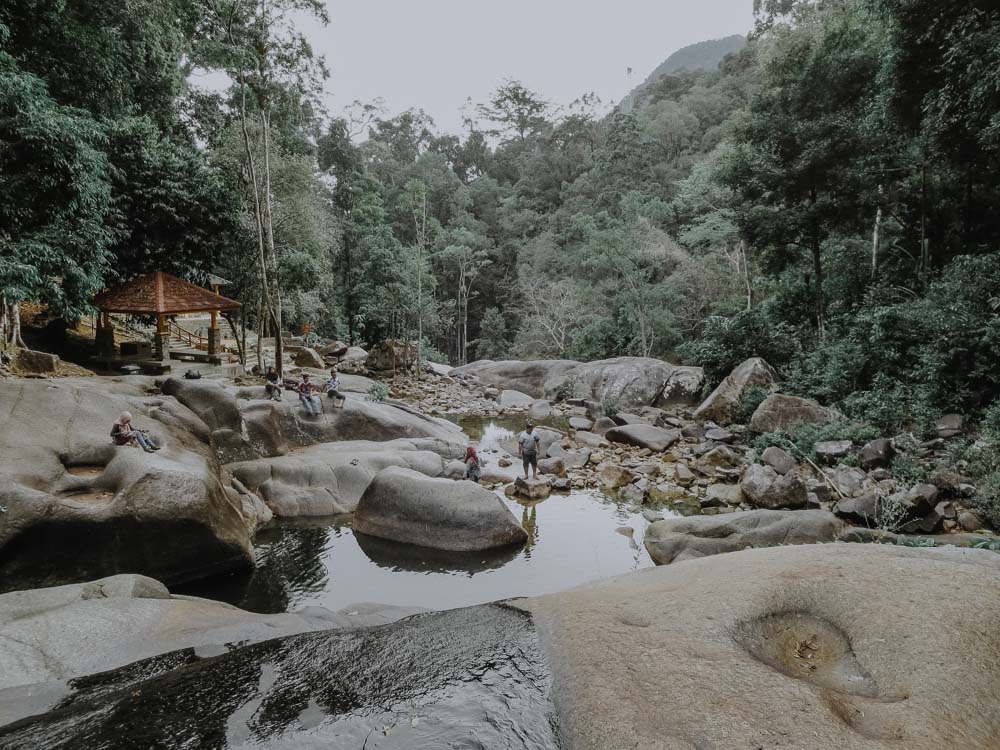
[2,0,1000,433]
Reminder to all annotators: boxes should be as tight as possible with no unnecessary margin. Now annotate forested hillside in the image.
[618,34,747,112]
[2,0,1000,435]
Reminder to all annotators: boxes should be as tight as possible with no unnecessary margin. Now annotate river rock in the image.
[0,574,351,692]
[498,389,535,408]
[514,475,552,500]
[14,349,59,374]
[0,378,255,592]
[544,357,688,410]
[452,359,580,398]
[367,339,418,371]
[569,417,593,431]
[228,439,449,516]
[959,510,983,532]
[0,603,557,749]
[318,340,349,357]
[704,426,734,443]
[291,346,325,369]
[861,438,894,470]
[354,467,527,551]
[834,492,879,525]
[935,413,964,439]
[740,464,808,510]
[604,425,681,452]
[750,394,839,434]
[528,399,552,420]
[600,465,635,489]
[592,416,616,434]
[761,445,796,475]
[703,483,744,508]
[537,457,566,477]
[574,430,609,449]
[644,509,845,564]
[693,357,779,425]
[828,465,869,498]
[658,365,705,406]
[815,439,853,463]
[526,543,1000,750]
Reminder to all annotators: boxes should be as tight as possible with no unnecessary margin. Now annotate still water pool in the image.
[179,490,670,614]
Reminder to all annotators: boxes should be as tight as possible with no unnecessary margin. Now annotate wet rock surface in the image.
[0,604,559,750]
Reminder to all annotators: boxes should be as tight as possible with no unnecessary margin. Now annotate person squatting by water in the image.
[325,367,346,409]
[298,373,321,416]
[265,366,282,401]
[517,422,541,480]
[464,446,481,483]
[111,411,159,453]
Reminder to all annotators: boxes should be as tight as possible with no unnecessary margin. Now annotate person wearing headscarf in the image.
[110,411,158,452]
[464,446,482,483]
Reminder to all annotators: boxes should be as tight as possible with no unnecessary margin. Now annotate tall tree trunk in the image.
[812,239,825,336]
[871,184,883,280]
[919,162,929,278]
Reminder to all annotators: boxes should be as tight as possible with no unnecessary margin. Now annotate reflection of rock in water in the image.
[354,529,521,575]
[176,521,333,614]
[0,604,559,750]
[477,422,514,452]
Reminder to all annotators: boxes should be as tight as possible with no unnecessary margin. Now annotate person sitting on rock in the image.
[298,373,321,416]
[111,411,159,453]
[517,422,541,480]
[464,446,482,483]
[264,366,282,401]
[325,367,345,409]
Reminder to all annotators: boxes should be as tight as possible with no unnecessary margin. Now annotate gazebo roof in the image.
[93,272,241,315]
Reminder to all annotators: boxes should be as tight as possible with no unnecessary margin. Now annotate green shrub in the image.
[752,420,880,463]
[602,398,621,418]
[741,386,769,423]
[889,455,927,486]
[969,471,1000,529]
[367,382,390,402]
[553,374,583,402]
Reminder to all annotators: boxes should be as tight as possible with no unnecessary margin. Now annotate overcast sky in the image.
[313,0,756,134]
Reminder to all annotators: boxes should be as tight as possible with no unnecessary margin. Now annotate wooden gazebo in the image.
[93,272,240,361]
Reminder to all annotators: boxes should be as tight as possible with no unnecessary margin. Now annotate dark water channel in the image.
[180,490,663,614]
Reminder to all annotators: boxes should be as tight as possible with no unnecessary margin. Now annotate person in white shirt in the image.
[517,422,541,479]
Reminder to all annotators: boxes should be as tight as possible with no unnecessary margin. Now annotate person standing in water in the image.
[517,422,541,480]
[464,446,482,483]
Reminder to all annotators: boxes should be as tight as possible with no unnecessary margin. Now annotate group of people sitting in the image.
[264,366,346,416]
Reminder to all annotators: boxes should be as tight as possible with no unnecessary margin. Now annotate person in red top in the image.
[298,374,320,416]
[464,446,482,483]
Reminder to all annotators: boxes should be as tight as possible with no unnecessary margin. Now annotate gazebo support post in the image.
[208,309,220,355]
[154,314,170,361]
[95,312,116,358]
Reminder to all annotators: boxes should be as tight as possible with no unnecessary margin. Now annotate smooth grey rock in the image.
[814,440,853,464]
[528,399,552,420]
[498,389,535,408]
[575,430,609,449]
[761,446,796,475]
[704,426,735,443]
[861,438,894,470]
[658,366,705,407]
[740,464,807,510]
[354,467,527,551]
[604,425,681,452]
[292,347,325,369]
[514,475,552,500]
[568,417,593,431]
[835,493,879,525]
[693,357,778,425]
[643,509,845,564]
[228,440,449,516]
[704,483,745,507]
[750,394,838,434]
[592,417,617,435]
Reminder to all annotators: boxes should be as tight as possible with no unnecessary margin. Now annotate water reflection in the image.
[0,605,559,750]
[354,530,521,574]
[178,491,670,615]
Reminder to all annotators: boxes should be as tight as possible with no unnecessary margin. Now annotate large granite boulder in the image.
[498,389,534,407]
[0,378,255,592]
[644,509,845,564]
[228,439,449,516]
[354,467,527,551]
[452,359,580,398]
[750,393,839,434]
[693,357,779,424]
[544,357,692,410]
[0,574,353,693]
[605,424,681,452]
[525,543,1000,750]
[740,463,808,510]
[0,603,558,749]
[657,365,705,407]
